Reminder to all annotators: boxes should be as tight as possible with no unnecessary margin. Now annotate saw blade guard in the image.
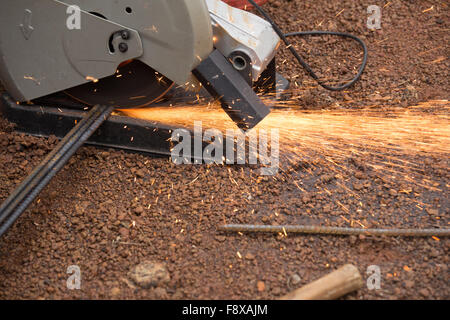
[0,0,213,102]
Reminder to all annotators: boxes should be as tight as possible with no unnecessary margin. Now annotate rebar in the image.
[0,104,113,237]
[219,224,450,237]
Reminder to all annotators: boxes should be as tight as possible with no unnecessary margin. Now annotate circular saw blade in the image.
[65,60,174,109]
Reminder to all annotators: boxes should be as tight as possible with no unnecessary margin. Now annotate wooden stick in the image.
[280,264,363,300]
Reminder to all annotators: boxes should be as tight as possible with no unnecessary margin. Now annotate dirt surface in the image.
[266,0,449,109]
[0,0,449,300]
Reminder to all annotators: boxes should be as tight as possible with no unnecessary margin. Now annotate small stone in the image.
[419,288,429,297]
[172,289,183,299]
[353,182,364,191]
[48,135,58,145]
[302,194,311,203]
[134,206,144,215]
[389,189,398,197]
[153,287,167,299]
[245,253,255,260]
[75,201,90,215]
[192,233,202,244]
[46,286,55,294]
[215,235,226,242]
[429,249,439,258]
[290,274,301,286]
[271,287,281,295]
[110,287,121,296]
[257,281,265,292]
[119,227,130,239]
[119,227,129,239]
[404,280,414,289]
[272,1,281,8]
[135,169,146,178]
[354,171,366,179]
[128,261,170,289]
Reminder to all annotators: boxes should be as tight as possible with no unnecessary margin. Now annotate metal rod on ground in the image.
[280,264,363,300]
[0,105,114,237]
[219,224,450,237]
[0,105,105,223]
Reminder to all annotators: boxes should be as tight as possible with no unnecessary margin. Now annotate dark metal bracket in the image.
[0,93,176,157]
[193,49,271,131]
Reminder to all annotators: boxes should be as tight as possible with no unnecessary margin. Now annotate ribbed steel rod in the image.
[219,224,450,237]
[0,105,113,237]
[0,105,104,223]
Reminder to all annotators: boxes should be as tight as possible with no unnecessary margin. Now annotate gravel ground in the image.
[0,0,448,299]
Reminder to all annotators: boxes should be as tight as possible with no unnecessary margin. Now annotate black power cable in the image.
[246,0,368,91]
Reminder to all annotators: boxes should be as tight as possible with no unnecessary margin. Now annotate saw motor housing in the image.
[0,0,282,130]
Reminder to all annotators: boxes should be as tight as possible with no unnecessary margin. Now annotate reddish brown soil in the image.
[0,0,448,299]
[267,0,449,109]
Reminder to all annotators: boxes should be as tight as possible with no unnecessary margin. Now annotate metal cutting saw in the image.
[0,0,290,236]
[0,0,368,237]
[0,0,284,130]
